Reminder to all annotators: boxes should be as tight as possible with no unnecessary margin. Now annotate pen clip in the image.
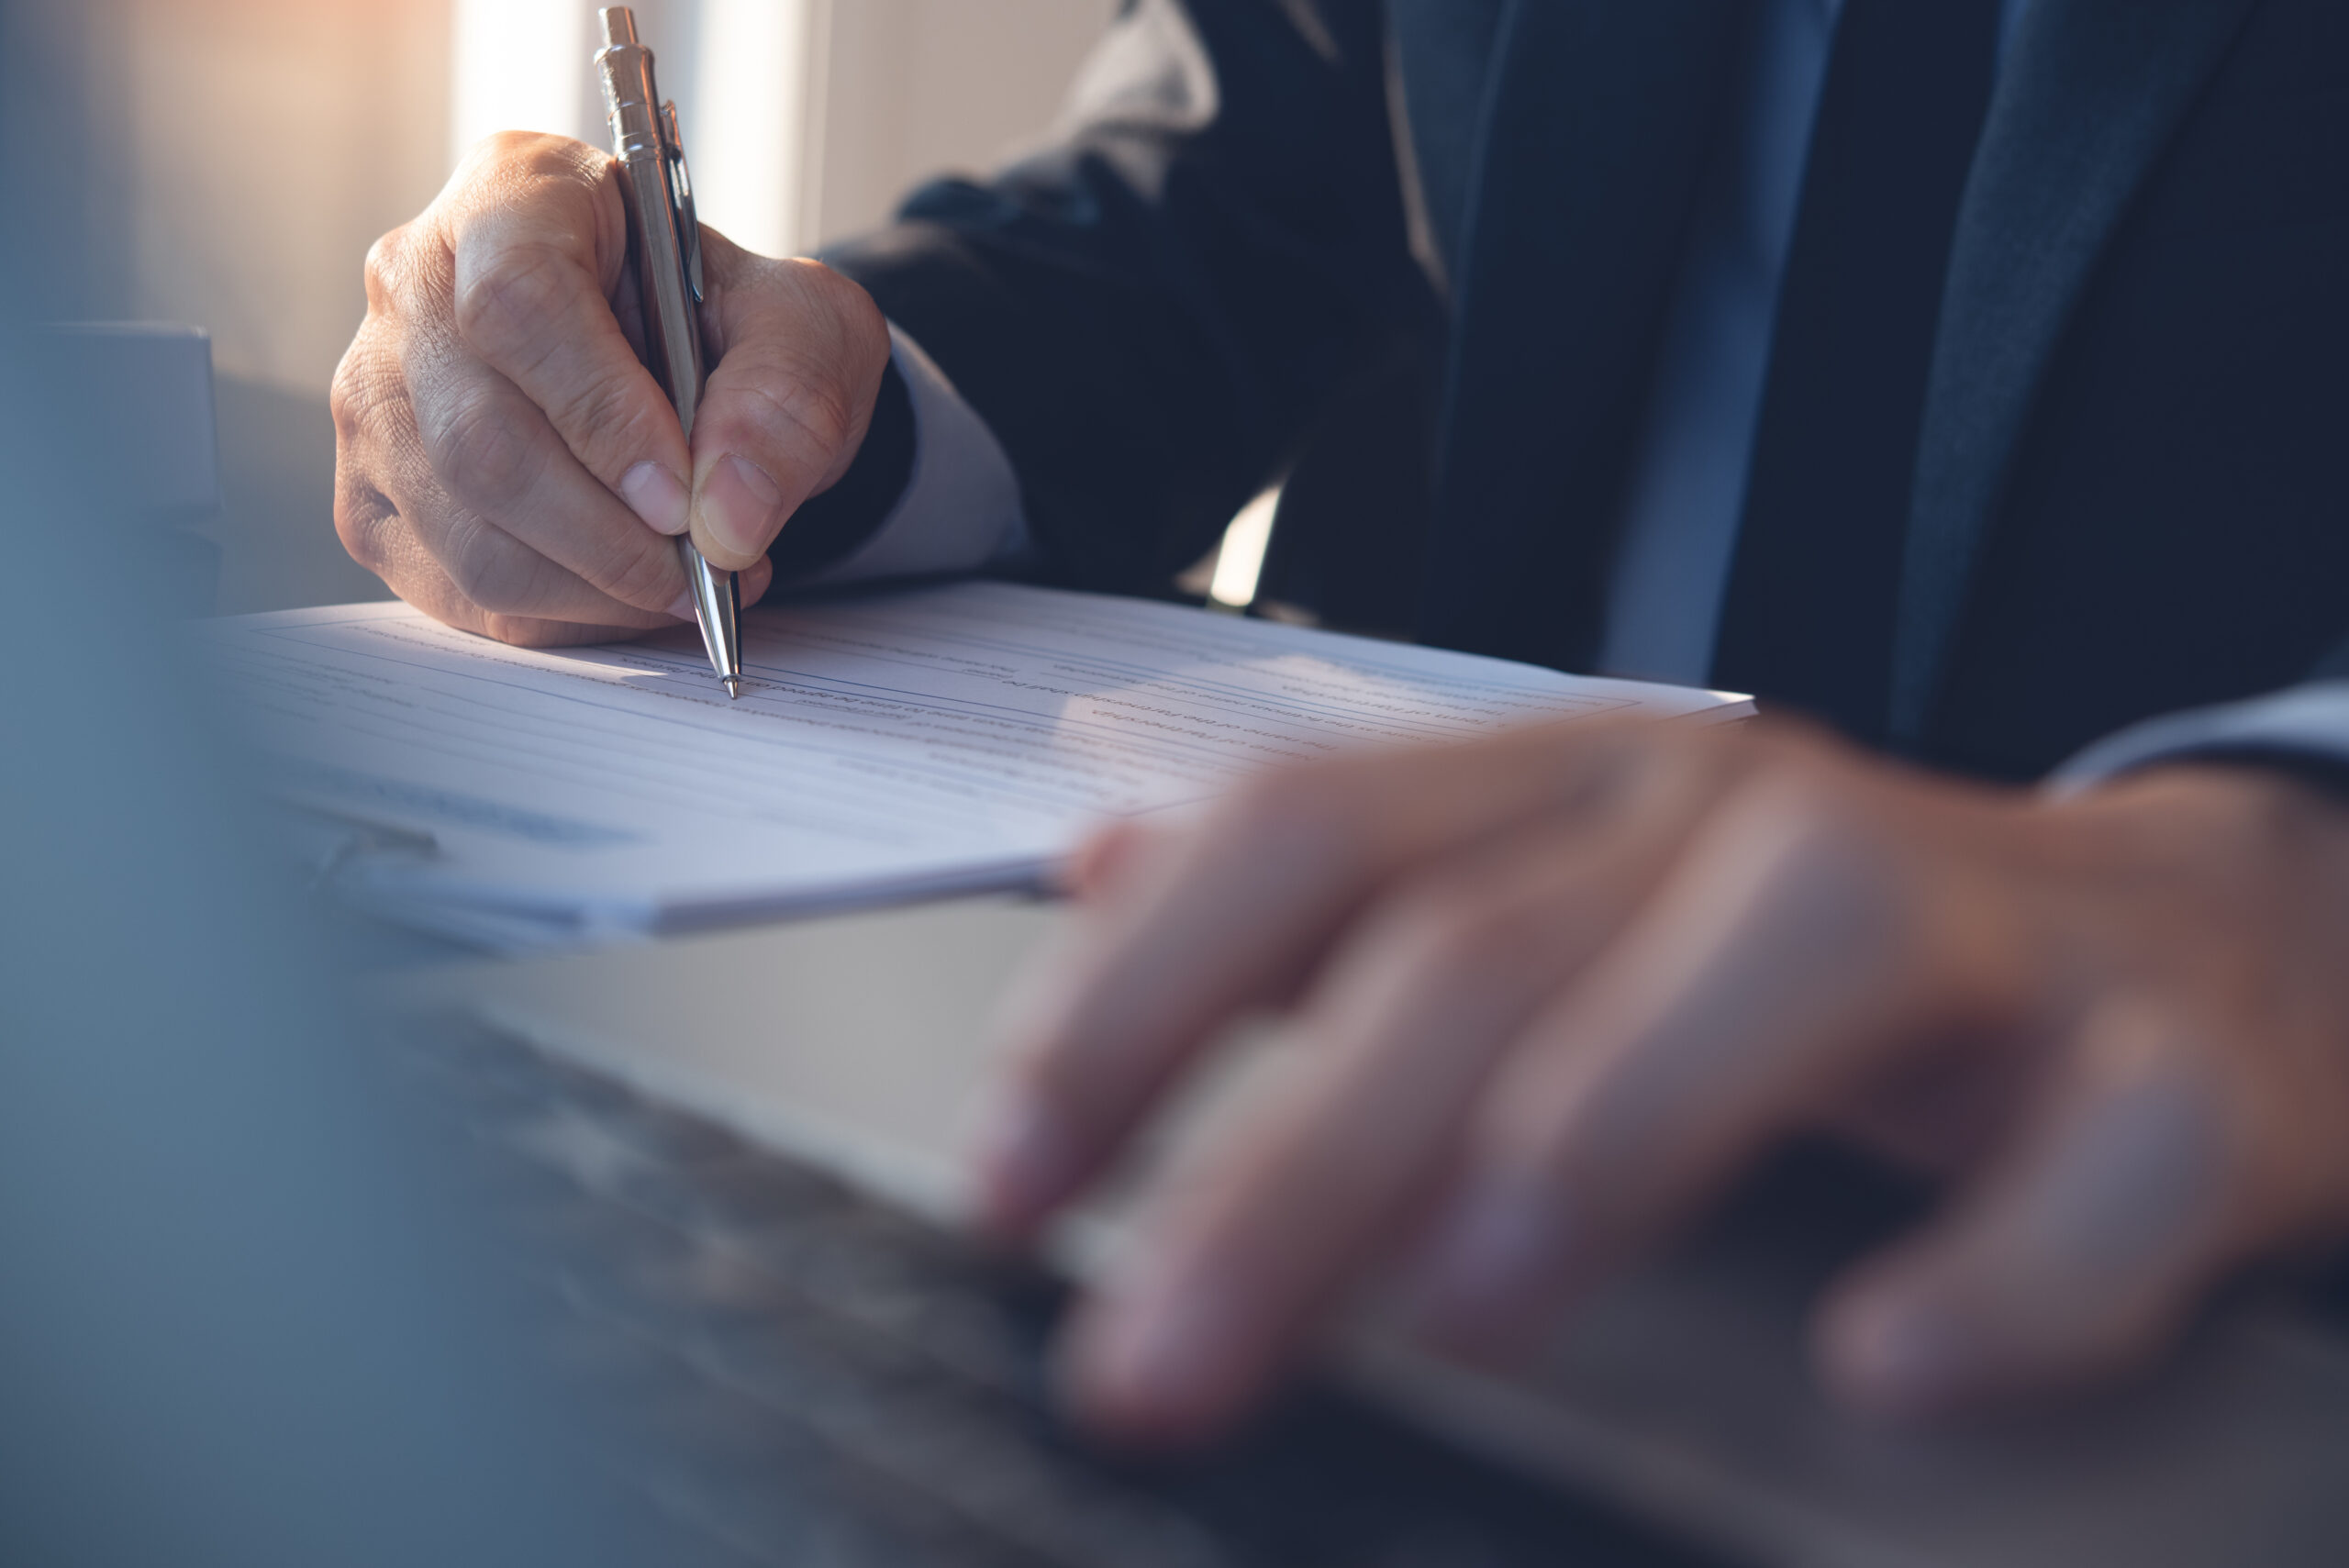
[660,100,706,306]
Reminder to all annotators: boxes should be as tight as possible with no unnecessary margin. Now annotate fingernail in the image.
[618,462,690,536]
[967,1091,1080,1237]
[1411,1176,1574,1346]
[693,454,785,559]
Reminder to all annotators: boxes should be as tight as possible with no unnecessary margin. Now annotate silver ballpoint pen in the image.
[594,6,743,699]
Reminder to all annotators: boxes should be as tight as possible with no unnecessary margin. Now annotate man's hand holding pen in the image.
[331,130,889,647]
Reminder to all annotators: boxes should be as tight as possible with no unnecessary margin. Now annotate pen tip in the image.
[724,676,741,701]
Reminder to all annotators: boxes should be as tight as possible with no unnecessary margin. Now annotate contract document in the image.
[200,582,1749,950]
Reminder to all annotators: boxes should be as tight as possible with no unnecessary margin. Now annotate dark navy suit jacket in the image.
[818,0,2349,783]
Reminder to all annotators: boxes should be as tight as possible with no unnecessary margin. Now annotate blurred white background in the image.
[41,0,1116,612]
[91,0,1112,395]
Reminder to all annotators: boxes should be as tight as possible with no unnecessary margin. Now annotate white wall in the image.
[811,0,1115,245]
[91,0,453,393]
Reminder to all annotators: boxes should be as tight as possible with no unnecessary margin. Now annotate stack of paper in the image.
[199,582,1747,950]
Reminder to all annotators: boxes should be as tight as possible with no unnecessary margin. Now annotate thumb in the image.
[686,240,891,570]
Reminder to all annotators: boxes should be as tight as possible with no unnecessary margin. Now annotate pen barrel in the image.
[595,11,666,169]
[614,155,705,439]
[595,17,704,439]
[596,7,738,692]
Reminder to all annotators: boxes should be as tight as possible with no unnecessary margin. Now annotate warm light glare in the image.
[1210,487,1280,609]
[692,0,820,257]
[451,0,588,163]
[448,0,819,261]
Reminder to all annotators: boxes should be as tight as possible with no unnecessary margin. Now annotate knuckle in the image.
[328,355,359,439]
[328,353,364,445]
[477,127,553,162]
[545,372,669,476]
[362,228,397,282]
[328,330,398,446]
[458,129,590,186]
[455,245,583,362]
[427,383,543,511]
[728,372,860,465]
[510,128,597,171]
[330,479,392,574]
[360,225,414,312]
[328,355,419,579]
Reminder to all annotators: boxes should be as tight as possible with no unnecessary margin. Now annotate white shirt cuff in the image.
[801,323,1031,585]
[2048,681,2349,795]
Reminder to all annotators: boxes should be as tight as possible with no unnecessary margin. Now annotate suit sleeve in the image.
[2050,681,2349,796]
[811,0,1433,595]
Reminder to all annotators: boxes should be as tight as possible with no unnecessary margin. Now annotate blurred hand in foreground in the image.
[331,132,890,645]
[973,717,2349,1444]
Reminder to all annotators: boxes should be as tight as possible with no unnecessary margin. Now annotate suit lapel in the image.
[1890,0,2262,743]
[1419,0,1740,666]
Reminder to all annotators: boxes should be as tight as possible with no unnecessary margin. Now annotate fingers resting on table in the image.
[973,717,2349,1443]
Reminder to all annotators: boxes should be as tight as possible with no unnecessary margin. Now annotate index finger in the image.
[448,135,696,539]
